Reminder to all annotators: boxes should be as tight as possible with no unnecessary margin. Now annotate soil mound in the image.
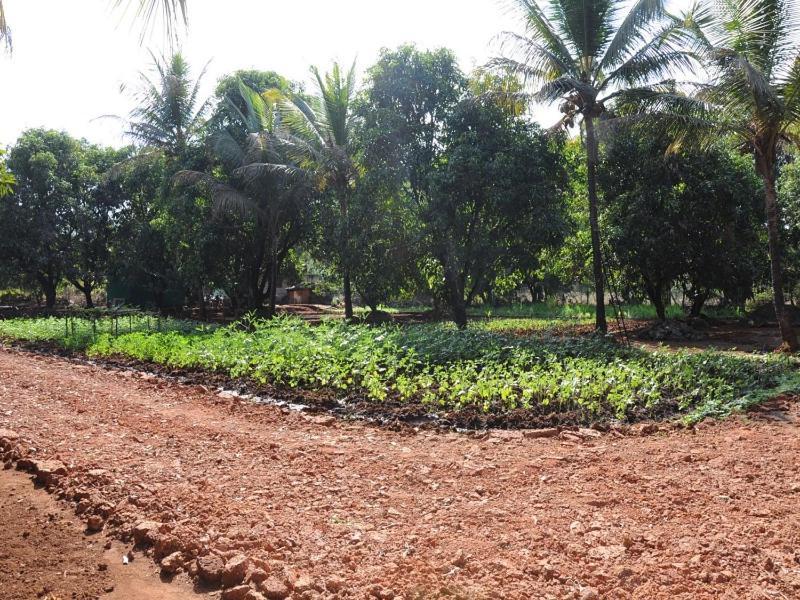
[636,319,708,341]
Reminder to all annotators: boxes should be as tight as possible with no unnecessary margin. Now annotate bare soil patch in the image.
[1,348,800,599]
[0,467,205,600]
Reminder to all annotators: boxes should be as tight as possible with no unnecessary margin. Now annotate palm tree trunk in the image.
[584,115,607,333]
[268,223,279,317]
[763,171,798,351]
[340,190,354,321]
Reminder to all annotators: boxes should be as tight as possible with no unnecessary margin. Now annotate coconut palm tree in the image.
[124,52,210,158]
[177,83,310,313]
[674,0,800,350]
[0,0,187,52]
[491,0,694,332]
[277,61,359,320]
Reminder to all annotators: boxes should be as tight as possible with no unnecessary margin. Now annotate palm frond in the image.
[505,0,578,72]
[0,1,11,53]
[233,162,307,186]
[600,0,666,70]
[546,0,615,61]
[124,52,208,154]
[535,75,597,103]
[494,31,576,81]
[112,0,188,40]
[601,18,699,89]
[781,55,800,125]
[606,83,725,150]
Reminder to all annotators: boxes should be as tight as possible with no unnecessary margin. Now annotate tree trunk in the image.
[643,278,666,321]
[443,261,467,329]
[268,229,279,317]
[198,287,208,321]
[38,274,57,309]
[83,283,94,309]
[340,189,354,321]
[689,291,707,318]
[762,171,798,350]
[447,283,467,329]
[526,282,536,304]
[343,267,353,320]
[584,116,607,333]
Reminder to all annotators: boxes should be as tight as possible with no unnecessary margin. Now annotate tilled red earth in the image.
[1,348,799,600]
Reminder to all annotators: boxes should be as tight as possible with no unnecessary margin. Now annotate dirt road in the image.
[1,348,799,599]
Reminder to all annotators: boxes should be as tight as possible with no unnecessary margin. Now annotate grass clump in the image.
[0,314,796,423]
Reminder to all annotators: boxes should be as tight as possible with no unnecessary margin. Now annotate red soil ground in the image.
[0,468,203,600]
[1,347,799,599]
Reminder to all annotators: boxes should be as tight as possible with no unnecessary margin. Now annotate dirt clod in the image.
[222,554,250,588]
[197,554,225,586]
[86,514,105,532]
[259,576,290,599]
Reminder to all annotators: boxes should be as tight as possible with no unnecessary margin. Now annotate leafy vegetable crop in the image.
[0,315,796,423]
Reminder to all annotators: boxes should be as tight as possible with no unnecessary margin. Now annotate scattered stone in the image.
[132,521,162,545]
[325,576,346,593]
[222,585,254,600]
[197,554,225,586]
[633,423,659,436]
[292,573,315,593]
[258,576,290,599]
[490,430,524,441]
[637,319,708,341]
[578,428,602,438]
[222,554,250,588]
[86,515,105,532]
[248,568,269,586]
[31,460,68,484]
[160,552,184,574]
[0,429,20,446]
[153,534,181,560]
[523,428,560,439]
[579,587,599,600]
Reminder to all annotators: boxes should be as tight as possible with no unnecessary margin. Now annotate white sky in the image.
[0,0,562,148]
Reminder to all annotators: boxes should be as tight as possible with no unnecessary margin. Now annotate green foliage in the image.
[0,316,795,422]
[0,130,129,307]
[0,149,13,197]
[358,46,568,326]
[601,130,764,317]
[779,153,800,303]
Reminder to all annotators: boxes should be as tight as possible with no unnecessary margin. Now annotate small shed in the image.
[286,286,313,305]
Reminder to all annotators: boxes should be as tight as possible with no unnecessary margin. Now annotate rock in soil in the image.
[222,554,249,588]
[197,554,225,586]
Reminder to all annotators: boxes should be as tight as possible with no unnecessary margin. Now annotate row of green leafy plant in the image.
[0,315,796,423]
